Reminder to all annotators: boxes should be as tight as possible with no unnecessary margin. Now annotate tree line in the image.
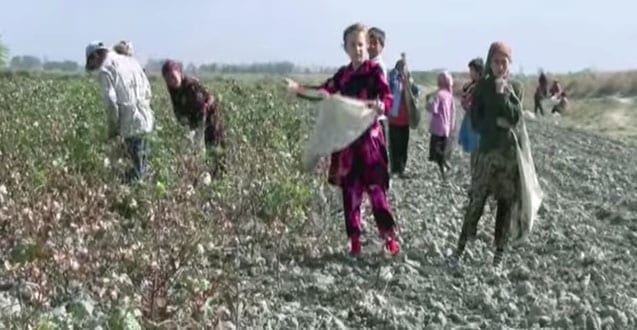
[2,54,337,75]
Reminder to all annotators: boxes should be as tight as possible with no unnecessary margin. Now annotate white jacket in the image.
[97,51,154,138]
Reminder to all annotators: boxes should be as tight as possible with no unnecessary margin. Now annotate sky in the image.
[1,0,636,73]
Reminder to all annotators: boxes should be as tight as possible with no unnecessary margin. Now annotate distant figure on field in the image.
[549,79,563,98]
[552,92,569,114]
[85,41,154,183]
[162,60,226,176]
[459,57,484,170]
[387,58,420,177]
[534,72,549,115]
[426,71,456,181]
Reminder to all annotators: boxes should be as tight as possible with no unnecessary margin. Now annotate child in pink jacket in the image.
[426,71,456,180]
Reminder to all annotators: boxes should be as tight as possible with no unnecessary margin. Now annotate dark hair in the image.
[468,57,484,74]
[368,27,386,46]
[342,23,368,44]
[394,59,405,70]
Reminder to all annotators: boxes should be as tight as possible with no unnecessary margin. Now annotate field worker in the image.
[533,72,549,115]
[367,26,394,195]
[459,58,484,171]
[368,27,388,79]
[113,40,134,56]
[449,41,524,269]
[286,23,400,257]
[387,58,420,177]
[549,79,563,98]
[425,71,456,181]
[162,60,226,177]
[552,91,569,114]
[85,41,154,183]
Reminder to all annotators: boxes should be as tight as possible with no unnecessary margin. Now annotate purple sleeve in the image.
[317,67,344,94]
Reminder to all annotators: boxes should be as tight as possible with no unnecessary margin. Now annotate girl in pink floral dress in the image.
[286,23,399,256]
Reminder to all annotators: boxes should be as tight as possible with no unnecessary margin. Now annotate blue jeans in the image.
[125,136,149,182]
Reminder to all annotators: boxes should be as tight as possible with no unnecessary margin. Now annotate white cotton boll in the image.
[103,157,111,168]
[200,172,212,186]
[186,184,195,197]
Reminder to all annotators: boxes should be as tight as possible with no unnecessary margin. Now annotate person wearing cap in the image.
[85,41,155,183]
[450,41,524,269]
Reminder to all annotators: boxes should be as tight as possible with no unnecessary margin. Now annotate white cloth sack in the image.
[510,118,544,244]
[302,94,378,172]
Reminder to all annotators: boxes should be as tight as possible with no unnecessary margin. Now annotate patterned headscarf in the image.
[162,60,182,77]
[484,41,512,78]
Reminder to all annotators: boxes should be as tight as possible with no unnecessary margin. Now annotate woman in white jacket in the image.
[85,41,155,183]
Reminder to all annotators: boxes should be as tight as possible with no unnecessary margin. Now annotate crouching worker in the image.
[162,60,226,177]
[85,41,154,183]
[450,41,524,268]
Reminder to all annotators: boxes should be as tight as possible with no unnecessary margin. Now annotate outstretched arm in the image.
[286,68,343,101]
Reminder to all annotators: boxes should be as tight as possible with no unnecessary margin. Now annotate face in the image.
[85,51,106,71]
[344,30,368,66]
[469,67,480,81]
[368,35,383,59]
[163,70,182,89]
[490,52,510,78]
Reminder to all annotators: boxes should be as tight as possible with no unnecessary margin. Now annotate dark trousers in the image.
[124,136,149,183]
[388,124,410,174]
[534,95,545,115]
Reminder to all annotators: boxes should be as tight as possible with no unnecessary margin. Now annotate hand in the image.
[495,78,508,94]
[496,117,512,128]
[284,78,300,93]
[367,99,385,115]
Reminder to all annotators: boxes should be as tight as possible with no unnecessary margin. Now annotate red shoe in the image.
[349,235,362,256]
[386,239,400,256]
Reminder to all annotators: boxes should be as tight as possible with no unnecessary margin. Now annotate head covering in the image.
[85,41,108,58]
[113,40,134,56]
[162,60,182,76]
[484,41,512,77]
[437,71,453,91]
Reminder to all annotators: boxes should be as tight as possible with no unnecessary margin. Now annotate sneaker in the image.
[349,235,362,256]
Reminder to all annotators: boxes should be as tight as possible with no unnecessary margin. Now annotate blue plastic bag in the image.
[458,115,480,153]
